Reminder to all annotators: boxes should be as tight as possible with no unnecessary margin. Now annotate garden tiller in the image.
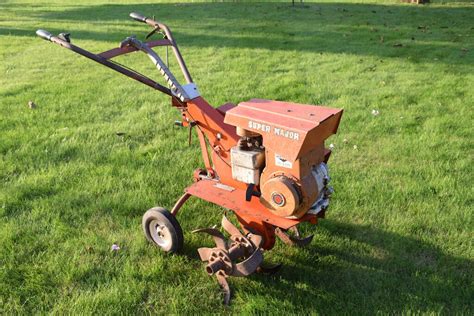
[37,12,343,304]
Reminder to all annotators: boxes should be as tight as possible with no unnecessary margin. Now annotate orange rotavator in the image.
[37,12,343,304]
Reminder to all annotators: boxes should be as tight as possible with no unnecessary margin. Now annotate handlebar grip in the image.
[36,29,53,41]
[130,12,147,23]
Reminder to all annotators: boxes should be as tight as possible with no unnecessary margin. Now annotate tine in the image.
[257,263,283,275]
[290,234,314,247]
[275,227,314,247]
[192,228,228,250]
[221,214,243,237]
[248,233,263,248]
[288,225,301,238]
[216,272,231,305]
[232,249,264,277]
[275,227,294,245]
[197,247,214,261]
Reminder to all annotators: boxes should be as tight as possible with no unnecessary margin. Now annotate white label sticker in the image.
[214,183,235,192]
[275,154,293,169]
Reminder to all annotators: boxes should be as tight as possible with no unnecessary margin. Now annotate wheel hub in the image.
[149,220,171,248]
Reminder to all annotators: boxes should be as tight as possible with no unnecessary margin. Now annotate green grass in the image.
[1,0,473,314]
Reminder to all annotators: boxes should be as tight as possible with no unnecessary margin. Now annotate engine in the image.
[225,99,343,219]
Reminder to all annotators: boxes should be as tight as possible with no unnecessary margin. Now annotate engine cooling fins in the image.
[193,215,268,305]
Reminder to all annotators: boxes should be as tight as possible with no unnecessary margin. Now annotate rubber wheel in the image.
[142,207,184,253]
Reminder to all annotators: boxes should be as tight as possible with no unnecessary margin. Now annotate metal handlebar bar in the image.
[35,28,173,97]
[130,12,147,23]
[35,13,193,100]
[129,12,193,84]
[36,29,53,41]
[129,12,167,32]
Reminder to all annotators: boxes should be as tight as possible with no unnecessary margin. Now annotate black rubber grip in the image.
[130,12,147,23]
[36,29,52,41]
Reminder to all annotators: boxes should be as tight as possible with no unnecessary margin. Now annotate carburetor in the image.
[230,128,265,185]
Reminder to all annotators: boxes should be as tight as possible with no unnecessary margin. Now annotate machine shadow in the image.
[29,2,474,66]
[251,220,472,313]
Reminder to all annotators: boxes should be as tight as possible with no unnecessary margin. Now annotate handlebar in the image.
[36,29,53,41]
[129,12,193,84]
[34,28,173,97]
[130,12,147,23]
[129,12,166,32]
[35,12,193,88]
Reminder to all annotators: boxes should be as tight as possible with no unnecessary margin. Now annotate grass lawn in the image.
[1,0,473,314]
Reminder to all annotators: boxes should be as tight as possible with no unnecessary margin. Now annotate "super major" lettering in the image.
[248,121,300,141]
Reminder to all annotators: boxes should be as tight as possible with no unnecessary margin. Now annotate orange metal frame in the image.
[37,14,334,250]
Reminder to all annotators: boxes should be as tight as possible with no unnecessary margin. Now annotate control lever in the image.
[58,33,71,43]
[245,184,261,202]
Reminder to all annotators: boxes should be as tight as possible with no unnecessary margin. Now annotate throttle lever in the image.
[145,27,163,40]
[58,33,71,43]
